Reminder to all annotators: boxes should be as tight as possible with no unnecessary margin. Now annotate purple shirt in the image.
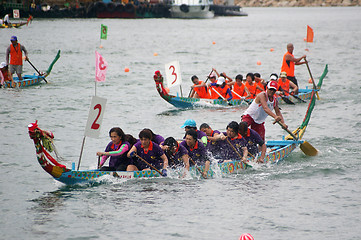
[165,144,188,168]
[206,130,221,155]
[153,134,165,145]
[213,132,245,161]
[104,141,131,168]
[180,140,209,166]
[240,128,265,156]
[132,141,165,170]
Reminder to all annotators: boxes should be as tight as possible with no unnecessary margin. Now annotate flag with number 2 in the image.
[95,51,108,82]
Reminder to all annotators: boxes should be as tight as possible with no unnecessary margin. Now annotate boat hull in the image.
[3,74,44,88]
[170,5,214,18]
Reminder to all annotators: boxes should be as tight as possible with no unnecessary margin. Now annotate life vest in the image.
[233,82,247,99]
[278,78,290,96]
[281,52,295,77]
[194,80,210,99]
[9,43,23,66]
[245,82,257,99]
[208,85,220,99]
[213,85,230,99]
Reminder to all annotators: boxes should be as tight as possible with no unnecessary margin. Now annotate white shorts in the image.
[10,65,23,75]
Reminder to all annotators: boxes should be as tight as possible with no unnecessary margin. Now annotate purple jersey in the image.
[104,141,131,168]
[214,132,245,161]
[206,130,221,155]
[240,128,265,156]
[132,141,165,170]
[180,140,208,166]
[152,134,165,145]
[165,144,188,168]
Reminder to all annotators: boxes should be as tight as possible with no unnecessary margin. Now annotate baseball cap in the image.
[267,81,278,90]
[0,62,6,68]
[216,76,226,85]
[280,72,287,78]
[181,119,196,128]
[270,75,278,81]
[10,36,17,41]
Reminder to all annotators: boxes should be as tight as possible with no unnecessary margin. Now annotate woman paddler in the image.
[97,127,131,171]
[127,129,168,176]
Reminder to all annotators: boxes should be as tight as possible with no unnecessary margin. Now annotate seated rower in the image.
[97,127,131,171]
[190,75,210,99]
[212,121,248,162]
[254,73,266,94]
[181,119,207,146]
[0,62,15,88]
[239,121,266,163]
[180,129,210,178]
[277,71,298,96]
[162,137,190,177]
[245,73,263,99]
[207,73,220,99]
[127,129,168,176]
[199,123,221,157]
[209,76,233,101]
[227,74,251,100]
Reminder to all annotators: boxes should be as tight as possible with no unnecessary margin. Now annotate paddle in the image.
[279,95,295,105]
[212,87,233,106]
[97,156,101,169]
[26,59,48,83]
[274,120,318,156]
[231,89,251,105]
[133,152,165,176]
[305,59,320,100]
[188,69,213,98]
[279,88,306,103]
[188,156,207,179]
[225,137,253,168]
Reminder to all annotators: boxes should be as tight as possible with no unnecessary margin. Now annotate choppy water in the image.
[1,7,361,240]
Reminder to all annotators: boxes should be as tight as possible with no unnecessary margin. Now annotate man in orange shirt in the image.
[281,43,306,87]
[277,71,298,95]
[6,36,29,80]
[190,75,210,99]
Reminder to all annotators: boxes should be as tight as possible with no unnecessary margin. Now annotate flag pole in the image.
[77,136,86,170]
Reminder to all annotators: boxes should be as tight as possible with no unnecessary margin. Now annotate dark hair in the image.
[109,127,125,141]
[185,126,197,130]
[142,128,155,139]
[235,74,243,81]
[139,129,152,140]
[191,75,198,82]
[270,73,278,79]
[238,121,249,136]
[163,137,178,149]
[246,73,255,81]
[185,129,197,141]
[125,134,137,146]
[254,73,261,78]
[199,123,210,130]
[227,121,239,133]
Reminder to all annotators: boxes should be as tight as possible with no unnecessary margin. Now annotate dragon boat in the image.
[28,83,319,184]
[154,65,328,108]
[2,50,60,88]
[0,16,33,29]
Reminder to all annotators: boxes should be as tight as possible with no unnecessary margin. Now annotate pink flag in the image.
[95,51,108,82]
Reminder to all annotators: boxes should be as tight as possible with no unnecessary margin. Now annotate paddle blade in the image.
[281,96,295,105]
[300,141,318,156]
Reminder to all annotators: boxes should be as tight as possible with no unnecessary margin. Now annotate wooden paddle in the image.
[212,87,233,106]
[274,120,318,156]
[26,59,48,83]
[305,59,320,100]
[188,156,207,179]
[230,90,251,105]
[280,95,295,105]
[188,69,213,98]
[133,152,165,176]
[280,88,307,103]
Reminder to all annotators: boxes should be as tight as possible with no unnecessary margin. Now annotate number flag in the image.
[95,51,108,82]
[13,9,20,18]
[164,61,182,88]
[100,24,108,40]
[306,25,314,43]
[84,96,107,138]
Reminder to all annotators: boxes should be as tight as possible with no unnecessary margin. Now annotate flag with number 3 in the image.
[95,51,108,82]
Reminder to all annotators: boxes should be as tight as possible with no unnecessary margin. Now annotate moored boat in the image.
[168,0,214,18]
[154,65,328,108]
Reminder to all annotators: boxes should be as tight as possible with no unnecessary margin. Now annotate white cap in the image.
[270,75,277,81]
[217,76,226,85]
[0,62,6,68]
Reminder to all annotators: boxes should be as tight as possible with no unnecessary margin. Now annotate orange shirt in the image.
[245,82,257,99]
[232,82,247,99]
[255,80,264,95]
[9,43,23,66]
[281,52,295,77]
[193,80,210,99]
[278,78,290,96]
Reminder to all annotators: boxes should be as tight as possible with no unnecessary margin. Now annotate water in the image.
[1,7,361,240]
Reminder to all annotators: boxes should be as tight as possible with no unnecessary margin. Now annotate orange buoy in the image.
[99,45,103,49]
[305,48,309,52]
[212,41,216,45]
[303,37,306,41]
[124,67,130,72]
[270,48,274,52]
[164,87,170,94]
[257,61,261,65]
[308,78,313,83]
[153,52,158,56]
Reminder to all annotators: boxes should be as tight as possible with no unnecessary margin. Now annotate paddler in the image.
[199,123,221,157]
[245,73,263,99]
[241,81,288,141]
[226,74,251,100]
[6,36,29,80]
[162,137,190,177]
[239,121,266,163]
[181,119,208,146]
[0,62,16,88]
[190,75,210,99]
[209,76,233,101]
[127,129,168,176]
[277,71,298,95]
[281,43,307,87]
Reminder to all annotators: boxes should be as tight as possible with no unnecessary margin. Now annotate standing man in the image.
[6,36,28,80]
[241,81,288,141]
[281,43,307,87]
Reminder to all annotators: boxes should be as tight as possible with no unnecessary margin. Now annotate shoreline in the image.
[234,0,361,7]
